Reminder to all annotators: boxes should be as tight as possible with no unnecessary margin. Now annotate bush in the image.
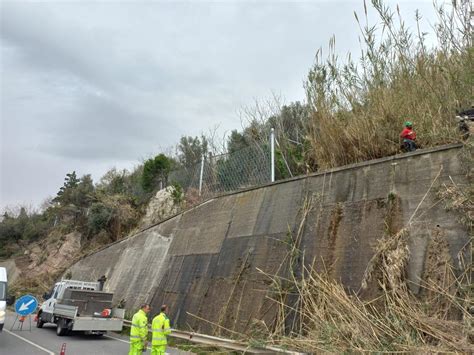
[170,183,184,205]
[87,203,113,235]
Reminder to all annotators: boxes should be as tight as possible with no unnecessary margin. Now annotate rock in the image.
[31,231,82,276]
[139,186,182,228]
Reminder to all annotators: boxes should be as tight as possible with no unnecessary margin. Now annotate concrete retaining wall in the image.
[69,144,470,333]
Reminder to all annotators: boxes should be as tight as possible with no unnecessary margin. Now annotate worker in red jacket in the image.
[400,121,417,152]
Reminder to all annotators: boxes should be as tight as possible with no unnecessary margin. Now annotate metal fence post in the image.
[199,154,205,196]
[270,128,275,182]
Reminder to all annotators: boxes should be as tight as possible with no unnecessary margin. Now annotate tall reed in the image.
[305,0,472,169]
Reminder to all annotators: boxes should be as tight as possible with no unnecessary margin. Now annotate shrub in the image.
[87,202,113,234]
[171,183,184,205]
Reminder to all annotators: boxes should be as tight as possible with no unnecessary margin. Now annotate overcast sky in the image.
[0,0,438,211]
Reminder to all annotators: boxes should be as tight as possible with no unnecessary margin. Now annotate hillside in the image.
[0,1,472,352]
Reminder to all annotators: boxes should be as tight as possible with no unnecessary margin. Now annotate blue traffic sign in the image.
[15,294,38,316]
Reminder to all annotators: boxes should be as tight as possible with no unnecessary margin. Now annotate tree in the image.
[177,136,208,168]
[53,171,80,205]
[227,130,250,154]
[98,168,127,195]
[75,174,94,208]
[0,206,50,257]
[141,154,174,192]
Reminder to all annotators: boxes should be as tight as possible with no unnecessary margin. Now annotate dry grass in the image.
[258,225,472,353]
[305,0,472,169]
[253,171,473,352]
[437,176,474,228]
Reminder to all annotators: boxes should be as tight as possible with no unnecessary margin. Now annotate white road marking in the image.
[4,329,55,355]
[103,334,130,344]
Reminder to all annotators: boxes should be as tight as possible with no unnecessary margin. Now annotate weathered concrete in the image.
[68,144,471,334]
[70,217,178,308]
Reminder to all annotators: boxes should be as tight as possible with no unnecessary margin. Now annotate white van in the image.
[0,267,15,332]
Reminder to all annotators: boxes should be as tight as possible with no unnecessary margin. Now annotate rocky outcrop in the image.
[139,186,182,229]
[28,231,82,276]
[1,231,82,290]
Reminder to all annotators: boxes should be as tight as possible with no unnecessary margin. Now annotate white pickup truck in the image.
[37,279,124,336]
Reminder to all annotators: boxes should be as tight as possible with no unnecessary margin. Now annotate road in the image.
[0,312,191,355]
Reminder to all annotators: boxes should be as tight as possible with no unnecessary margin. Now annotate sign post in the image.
[11,294,38,331]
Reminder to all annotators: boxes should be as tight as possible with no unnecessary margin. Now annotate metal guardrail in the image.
[122,320,304,354]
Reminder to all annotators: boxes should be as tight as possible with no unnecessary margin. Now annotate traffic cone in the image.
[59,343,67,355]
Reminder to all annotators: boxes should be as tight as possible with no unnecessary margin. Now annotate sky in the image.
[0,0,438,211]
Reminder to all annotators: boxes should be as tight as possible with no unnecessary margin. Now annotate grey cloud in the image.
[37,92,169,160]
[1,0,438,210]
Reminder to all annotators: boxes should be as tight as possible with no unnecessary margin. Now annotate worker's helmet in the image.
[404,121,413,127]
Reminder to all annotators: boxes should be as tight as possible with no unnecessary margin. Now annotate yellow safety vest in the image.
[151,312,171,346]
[130,309,148,343]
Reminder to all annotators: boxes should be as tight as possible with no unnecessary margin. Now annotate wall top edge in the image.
[75,143,464,262]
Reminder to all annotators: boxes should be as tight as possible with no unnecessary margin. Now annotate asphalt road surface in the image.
[0,312,190,355]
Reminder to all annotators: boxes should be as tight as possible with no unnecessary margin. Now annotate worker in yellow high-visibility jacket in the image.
[151,304,171,355]
[129,303,151,355]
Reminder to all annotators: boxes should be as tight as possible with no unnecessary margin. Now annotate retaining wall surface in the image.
[70,216,179,308]
[68,144,470,334]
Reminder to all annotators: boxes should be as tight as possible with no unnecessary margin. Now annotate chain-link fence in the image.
[168,144,272,202]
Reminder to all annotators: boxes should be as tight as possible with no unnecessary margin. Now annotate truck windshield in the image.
[0,282,5,300]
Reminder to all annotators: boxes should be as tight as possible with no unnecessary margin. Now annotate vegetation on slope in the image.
[0,1,471,329]
[304,0,472,169]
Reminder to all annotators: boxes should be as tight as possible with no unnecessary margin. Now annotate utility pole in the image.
[199,154,205,196]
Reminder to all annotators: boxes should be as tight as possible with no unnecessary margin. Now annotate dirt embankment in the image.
[1,231,82,296]
[2,189,179,297]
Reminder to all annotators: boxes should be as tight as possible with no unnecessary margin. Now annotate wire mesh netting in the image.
[168,144,271,201]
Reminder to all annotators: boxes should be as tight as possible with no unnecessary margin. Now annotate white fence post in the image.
[199,154,205,196]
[270,128,275,182]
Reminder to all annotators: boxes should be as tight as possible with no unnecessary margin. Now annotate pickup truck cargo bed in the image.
[60,289,113,316]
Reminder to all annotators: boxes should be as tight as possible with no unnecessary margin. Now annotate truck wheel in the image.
[56,318,68,336]
[36,314,45,328]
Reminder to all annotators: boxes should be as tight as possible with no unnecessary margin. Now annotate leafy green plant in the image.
[87,202,113,235]
[170,183,184,205]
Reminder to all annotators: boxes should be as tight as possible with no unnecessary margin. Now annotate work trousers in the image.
[129,340,144,355]
[151,345,166,354]
[403,139,416,152]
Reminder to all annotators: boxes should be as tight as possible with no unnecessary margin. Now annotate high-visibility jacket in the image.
[130,309,148,343]
[151,312,171,346]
